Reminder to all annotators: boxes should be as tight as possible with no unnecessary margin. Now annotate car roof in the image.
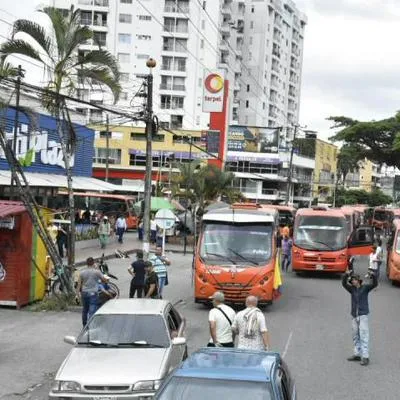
[173,348,280,383]
[96,299,170,315]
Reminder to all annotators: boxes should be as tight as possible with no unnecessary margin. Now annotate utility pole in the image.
[10,65,23,199]
[105,114,110,182]
[183,135,193,255]
[285,124,298,206]
[143,58,156,258]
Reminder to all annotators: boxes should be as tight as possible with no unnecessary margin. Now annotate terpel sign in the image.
[202,70,225,113]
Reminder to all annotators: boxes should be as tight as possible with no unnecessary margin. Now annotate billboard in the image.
[258,127,280,153]
[202,70,225,113]
[206,130,220,153]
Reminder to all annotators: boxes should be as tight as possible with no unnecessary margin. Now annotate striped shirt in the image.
[149,255,168,278]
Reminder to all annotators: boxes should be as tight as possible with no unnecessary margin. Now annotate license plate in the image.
[316,264,325,271]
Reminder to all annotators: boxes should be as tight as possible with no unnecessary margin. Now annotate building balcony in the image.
[221,3,233,17]
[164,5,190,14]
[163,25,189,35]
[159,83,186,92]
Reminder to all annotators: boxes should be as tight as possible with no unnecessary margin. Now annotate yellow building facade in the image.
[313,139,338,202]
[90,125,205,182]
[346,158,381,193]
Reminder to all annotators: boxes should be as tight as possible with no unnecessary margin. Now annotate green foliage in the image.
[336,144,362,183]
[329,188,392,207]
[28,293,77,312]
[328,114,400,168]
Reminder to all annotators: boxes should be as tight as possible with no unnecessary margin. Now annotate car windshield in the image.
[294,215,347,251]
[278,211,294,226]
[344,214,352,232]
[157,377,273,400]
[374,211,387,221]
[200,223,273,265]
[77,314,170,347]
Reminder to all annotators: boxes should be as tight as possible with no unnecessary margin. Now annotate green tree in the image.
[328,188,392,207]
[336,144,362,184]
[0,7,121,265]
[328,114,400,168]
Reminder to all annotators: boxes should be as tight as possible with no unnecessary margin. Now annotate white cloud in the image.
[296,0,400,140]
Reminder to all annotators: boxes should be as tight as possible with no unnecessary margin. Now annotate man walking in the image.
[208,291,236,348]
[144,261,159,299]
[76,257,107,327]
[281,233,292,272]
[128,250,146,298]
[149,247,171,299]
[342,269,378,366]
[98,216,111,249]
[232,295,270,351]
[115,214,127,244]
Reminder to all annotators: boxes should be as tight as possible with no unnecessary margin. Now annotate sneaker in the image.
[347,355,361,361]
[360,358,369,366]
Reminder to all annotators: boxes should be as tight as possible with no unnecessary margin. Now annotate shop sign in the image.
[202,70,225,113]
[0,216,15,230]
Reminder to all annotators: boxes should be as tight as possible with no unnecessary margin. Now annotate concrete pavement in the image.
[2,254,400,399]
[74,230,191,266]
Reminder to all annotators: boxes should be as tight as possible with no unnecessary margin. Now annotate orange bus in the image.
[292,207,373,273]
[341,206,362,237]
[386,219,400,284]
[262,205,296,236]
[51,192,138,229]
[372,207,393,232]
[194,203,279,306]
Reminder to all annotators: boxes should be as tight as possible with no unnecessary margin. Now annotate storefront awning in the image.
[0,171,118,192]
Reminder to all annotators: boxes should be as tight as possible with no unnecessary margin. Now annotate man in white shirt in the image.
[115,214,127,244]
[232,295,271,351]
[375,239,383,280]
[208,291,236,348]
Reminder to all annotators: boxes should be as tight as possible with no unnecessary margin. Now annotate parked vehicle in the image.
[194,203,280,306]
[49,299,187,399]
[154,347,295,399]
[262,205,296,236]
[386,219,400,284]
[292,207,373,273]
[372,207,393,233]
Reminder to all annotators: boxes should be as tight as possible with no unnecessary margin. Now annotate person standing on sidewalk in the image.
[208,291,236,348]
[342,269,378,366]
[76,257,107,326]
[232,295,271,351]
[375,239,383,280]
[98,216,111,249]
[144,261,159,299]
[150,216,157,244]
[128,250,146,298]
[115,214,127,244]
[149,246,170,299]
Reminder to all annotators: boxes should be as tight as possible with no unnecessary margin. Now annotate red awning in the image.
[0,201,26,218]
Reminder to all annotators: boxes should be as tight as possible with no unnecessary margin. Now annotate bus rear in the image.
[194,204,279,306]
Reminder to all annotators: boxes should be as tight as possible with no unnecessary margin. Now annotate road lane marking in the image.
[282,331,293,358]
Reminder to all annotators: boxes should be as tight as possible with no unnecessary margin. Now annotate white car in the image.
[49,299,187,399]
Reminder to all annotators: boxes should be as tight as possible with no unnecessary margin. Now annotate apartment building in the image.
[238,0,307,129]
[47,0,245,129]
[345,159,381,192]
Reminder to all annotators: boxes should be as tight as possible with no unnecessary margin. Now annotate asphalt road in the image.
[1,253,400,399]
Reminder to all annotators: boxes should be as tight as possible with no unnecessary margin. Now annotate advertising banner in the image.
[202,70,225,113]
[258,127,280,153]
[206,130,221,153]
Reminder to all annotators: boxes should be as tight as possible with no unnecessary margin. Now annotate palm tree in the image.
[0,6,121,265]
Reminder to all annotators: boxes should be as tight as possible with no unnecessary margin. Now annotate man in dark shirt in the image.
[342,269,378,366]
[145,261,159,299]
[128,250,146,298]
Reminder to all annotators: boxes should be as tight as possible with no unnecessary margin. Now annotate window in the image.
[137,54,149,59]
[80,11,92,25]
[138,15,151,20]
[119,13,132,23]
[249,36,253,45]
[250,21,254,29]
[175,57,186,71]
[93,32,106,46]
[200,39,204,49]
[120,73,130,82]
[118,52,130,63]
[94,148,121,165]
[201,19,205,29]
[175,38,187,52]
[245,100,249,108]
[246,84,250,92]
[136,34,151,40]
[251,6,254,13]
[118,33,131,44]
[171,115,183,129]
[120,0,132,3]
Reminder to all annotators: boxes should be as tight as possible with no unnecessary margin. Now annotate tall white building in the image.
[238,0,307,128]
[47,0,246,129]
[46,0,305,130]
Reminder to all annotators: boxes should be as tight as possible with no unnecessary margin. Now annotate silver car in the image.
[49,299,187,400]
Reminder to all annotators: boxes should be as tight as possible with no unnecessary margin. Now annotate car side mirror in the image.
[64,335,77,345]
[172,337,186,346]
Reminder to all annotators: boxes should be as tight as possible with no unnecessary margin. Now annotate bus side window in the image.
[388,229,395,249]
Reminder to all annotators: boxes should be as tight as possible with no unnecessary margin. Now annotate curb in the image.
[75,247,191,267]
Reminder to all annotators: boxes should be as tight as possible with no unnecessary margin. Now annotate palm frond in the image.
[0,57,19,78]
[12,19,53,61]
[64,25,93,60]
[0,39,43,63]
[75,50,120,81]
[78,67,121,102]
[41,7,68,58]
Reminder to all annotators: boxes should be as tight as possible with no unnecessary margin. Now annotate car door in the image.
[347,225,374,256]
[275,363,295,400]
[165,306,186,371]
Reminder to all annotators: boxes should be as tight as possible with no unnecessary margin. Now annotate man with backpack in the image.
[208,291,236,348]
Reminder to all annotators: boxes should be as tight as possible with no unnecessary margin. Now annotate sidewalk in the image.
[74,231,190,266]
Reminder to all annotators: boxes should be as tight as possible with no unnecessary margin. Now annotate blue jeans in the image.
[352,315,370,358]
[116,227,125,243]
[82,292,99,327]
[158,276,167,298]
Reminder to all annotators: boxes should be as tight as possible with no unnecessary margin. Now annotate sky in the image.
[1,0,400,140]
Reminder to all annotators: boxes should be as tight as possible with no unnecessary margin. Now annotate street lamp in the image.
[143,58,156,258]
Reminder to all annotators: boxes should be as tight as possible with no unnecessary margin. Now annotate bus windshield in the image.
[374,210,387,221]
[294,216,347,251]
[200,223,273,266]
[278,211,294,227]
